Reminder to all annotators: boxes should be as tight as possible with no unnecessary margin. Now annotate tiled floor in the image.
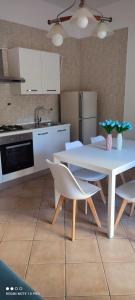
[0,173,135,299]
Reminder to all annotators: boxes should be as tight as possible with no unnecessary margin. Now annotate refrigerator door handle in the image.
[79,119,83,142]
[79,92,83,119]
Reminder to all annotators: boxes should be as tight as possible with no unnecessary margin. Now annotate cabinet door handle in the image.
[57,129,66,132]
[26,89,38,92]
[38,132,48,135]
[47,89,56,92]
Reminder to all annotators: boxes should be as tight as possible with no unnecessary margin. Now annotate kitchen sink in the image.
[22,122,61,130]
[39,121,60,127]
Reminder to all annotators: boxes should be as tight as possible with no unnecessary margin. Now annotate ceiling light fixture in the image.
[92,20,114,39]
[47,0,112,46]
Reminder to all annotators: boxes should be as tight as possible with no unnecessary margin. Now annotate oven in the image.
[0,133,34,175]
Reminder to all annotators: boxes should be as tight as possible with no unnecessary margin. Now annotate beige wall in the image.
[0,19,128,129]
[0,19,80,125]
[80,28,128,131]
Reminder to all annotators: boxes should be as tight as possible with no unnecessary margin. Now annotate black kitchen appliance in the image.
[0,132,34,175]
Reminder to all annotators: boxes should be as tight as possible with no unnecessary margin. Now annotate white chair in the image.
[47,159,101,241]
[115,180,135,228]
[65,141,107,215]
[91,135,105,144]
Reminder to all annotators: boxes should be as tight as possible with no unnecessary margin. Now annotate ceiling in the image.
[43,0,120,10]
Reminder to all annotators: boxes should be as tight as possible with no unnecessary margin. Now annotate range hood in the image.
[0,49,25,83]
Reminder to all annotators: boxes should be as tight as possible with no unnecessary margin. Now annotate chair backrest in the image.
[46,159,86,200]
[91,135,105,144]
[65,140,83,150]
[65,141,83,173]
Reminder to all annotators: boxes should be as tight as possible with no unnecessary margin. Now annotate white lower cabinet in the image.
[33,128,53,172]
[52,126,70,153]
[33,125,70,172]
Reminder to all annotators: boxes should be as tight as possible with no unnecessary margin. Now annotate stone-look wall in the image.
[0,20,128,128]
[0,19,80,125]
[80,28,128,131]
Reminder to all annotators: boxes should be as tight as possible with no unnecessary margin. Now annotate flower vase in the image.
[106,134,112,151]
[117,133,123,151]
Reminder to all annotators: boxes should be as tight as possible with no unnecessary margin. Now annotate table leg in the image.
[108,172,116,238]
[53,155,60,208]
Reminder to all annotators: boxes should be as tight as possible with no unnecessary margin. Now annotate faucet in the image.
[34,106,46,125]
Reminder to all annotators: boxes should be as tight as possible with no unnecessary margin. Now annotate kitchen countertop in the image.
[0,122,70,137]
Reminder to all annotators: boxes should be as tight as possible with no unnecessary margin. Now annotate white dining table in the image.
[53,138,135,238]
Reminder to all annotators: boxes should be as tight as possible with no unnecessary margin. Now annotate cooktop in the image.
[0,125,23,133]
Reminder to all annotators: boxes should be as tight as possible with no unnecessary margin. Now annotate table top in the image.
[53,139,135,175]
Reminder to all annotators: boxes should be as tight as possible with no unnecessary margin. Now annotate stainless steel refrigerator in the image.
[60,91,97,144]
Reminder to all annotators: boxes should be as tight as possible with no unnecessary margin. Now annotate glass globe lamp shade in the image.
[76,16,88,28]
[47,23,67,47]
[52,33,63,46]
[70,7,97,29]
[91,21,113,39]
[96,22,108,39]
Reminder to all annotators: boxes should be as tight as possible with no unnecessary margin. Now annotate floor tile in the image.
[104,262,135,295]
[122,220,135,241]
[0,223,8,240]
[66,263,109,296]
[96,222,127,240]
[8,264,27,279]
[1,173,135,299]
[0,210,9,222]
[65,219,96,240]
[8,209,38,223]
[66,239,101,263]
[30,240,65,264]
[67,297,110,300]
[111,296,135,300]
[0,241,32,264]
[34,220,64,241]
[45,298,64,300]
[0,195,41,210]
[98,238,135,262]
[26,264,65,297]
[38,208,64,224]
[3,222,36,241]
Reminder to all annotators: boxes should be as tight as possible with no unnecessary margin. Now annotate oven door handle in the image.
[6,142,31,150]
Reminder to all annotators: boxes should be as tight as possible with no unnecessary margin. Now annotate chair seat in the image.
[76,178,101,199]
[116,180,135,202]
[73,168,107,181]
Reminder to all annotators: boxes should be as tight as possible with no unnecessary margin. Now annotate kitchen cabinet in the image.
[41,52,60,94]
[33,124,70,172]
[8,48,42,95]
[8,48,60,95]
[53,126,70,153]
[33,128,53,171]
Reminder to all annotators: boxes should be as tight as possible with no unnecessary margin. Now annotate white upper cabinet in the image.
[8,48,42,94]
[41,52,60,94]
[8,48,60,95]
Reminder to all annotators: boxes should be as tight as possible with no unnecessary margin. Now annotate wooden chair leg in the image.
[97,180,106,204]
[115,199,128,229]
[52,195,65,225]
[72,200,77,241]
[85,200,88,215]
[87,197,101,228]
[130,203,135,217]
[120,173,125,184]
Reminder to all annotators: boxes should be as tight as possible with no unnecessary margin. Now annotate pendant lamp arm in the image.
[47,0,112,25]
[57,0,77,18]
[48,15,112,25]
